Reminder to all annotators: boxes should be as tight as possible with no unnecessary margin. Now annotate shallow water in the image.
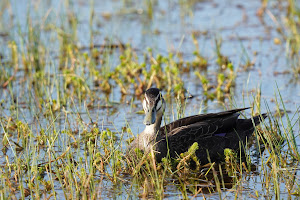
[0,0,299,199]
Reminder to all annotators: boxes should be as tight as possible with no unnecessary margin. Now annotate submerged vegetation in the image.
[0,0,299,199]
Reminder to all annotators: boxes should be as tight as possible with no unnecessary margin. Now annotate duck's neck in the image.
[135,115,163,152]
[143,115,163,136]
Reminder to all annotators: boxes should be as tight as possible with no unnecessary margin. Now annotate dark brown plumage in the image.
[127,88,267,164]
[155,108,267,163]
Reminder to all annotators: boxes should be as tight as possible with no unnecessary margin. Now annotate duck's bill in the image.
[143,108,156,125]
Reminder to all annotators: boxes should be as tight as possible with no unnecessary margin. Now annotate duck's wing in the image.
[155,116,237,160]
[165,112,241,139]
[159,107,250,135]
[156,112,244,159]
[160,111,267,152]
[155,108,267,162]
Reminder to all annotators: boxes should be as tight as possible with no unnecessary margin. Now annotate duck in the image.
[127,88,267,164]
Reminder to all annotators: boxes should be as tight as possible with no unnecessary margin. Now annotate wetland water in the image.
[0,0,299,199]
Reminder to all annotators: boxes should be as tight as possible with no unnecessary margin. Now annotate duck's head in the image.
[142,88,165,126]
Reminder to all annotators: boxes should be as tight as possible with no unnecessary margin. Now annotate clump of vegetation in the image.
[111,47,187,97]
[195,61,235,101]
[258,0,300,77]
[193,36,237,102]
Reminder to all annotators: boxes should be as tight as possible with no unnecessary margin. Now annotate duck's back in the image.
[155,108,266,163]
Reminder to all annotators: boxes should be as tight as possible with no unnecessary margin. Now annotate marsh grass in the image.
[0,0,299,199]
[2,92,299,199]
[261,0,300,77]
